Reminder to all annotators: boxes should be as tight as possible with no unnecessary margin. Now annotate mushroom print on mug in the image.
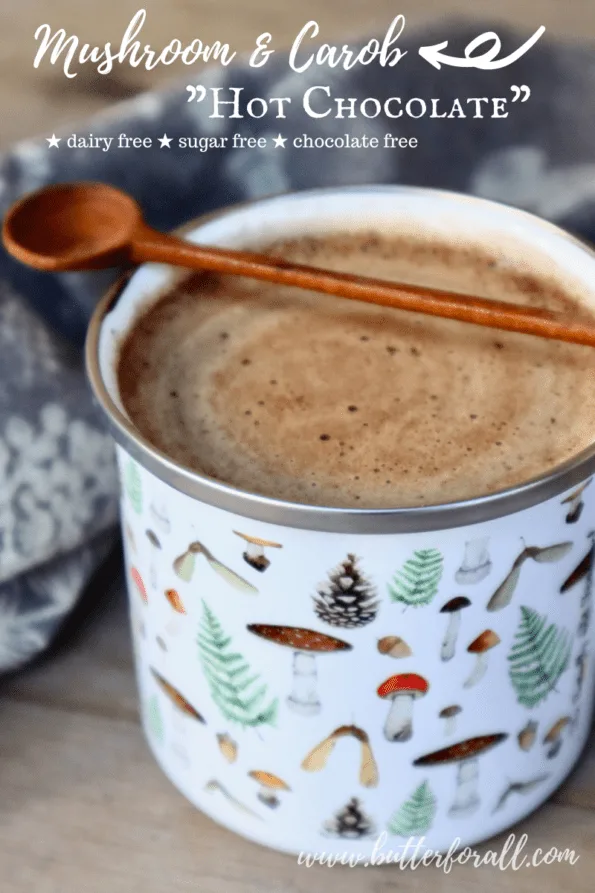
[247,624,352,717]
[542,717,572,759]
[163,588,186,636]
[561,480,592,524]
[377,673,429,742]
[439,705,462,737]
[464,630,501,688]
[518,719,539,752]
[455,538,492,585]
[91,187,595,858]
[112,445,595,858]
[149,668,206,764]
[248,770,291,808]
[233,531,283,572]
[414,734,508,817]
[439,596,471,661]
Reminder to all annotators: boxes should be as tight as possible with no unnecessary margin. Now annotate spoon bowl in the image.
[2,181,142,271]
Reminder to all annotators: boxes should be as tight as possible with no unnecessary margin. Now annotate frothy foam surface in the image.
[118,233,595,508]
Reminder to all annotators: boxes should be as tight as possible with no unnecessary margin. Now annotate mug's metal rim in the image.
[85,184,595,534]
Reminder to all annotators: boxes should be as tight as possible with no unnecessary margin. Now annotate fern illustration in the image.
[124,458,143,514]
[389,549,443,608]
[508,606,572,708]
[388,781,436,837]
[198,601,278,729]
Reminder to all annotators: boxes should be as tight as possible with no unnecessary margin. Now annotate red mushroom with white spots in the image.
[150,667,206,765]
[377,672,429,742]
[414,733,508,817]
[247,624,352,716]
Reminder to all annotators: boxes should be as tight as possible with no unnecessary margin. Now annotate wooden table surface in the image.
[2,1,595,890]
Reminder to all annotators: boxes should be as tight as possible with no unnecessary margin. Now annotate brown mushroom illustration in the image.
[560,547,593,594]
[562,479,592,524]
[455,537,492,585]
[439,597,471,661]
[414,733,508,817]
[377,635,412,659]
[151,667,205,763]
[233,531,283,572]
[439,705,462,736]
[464,630,501,688]
[248,770,290,808]
[247,624,351,715]
[164,588,186,635]
[150,668,206,724]
[165,588,186,614]
[543,716,572,759]
[377,673,429,742]
[301,724,379,788]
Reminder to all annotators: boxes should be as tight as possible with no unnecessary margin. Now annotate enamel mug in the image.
[86,187,595,858]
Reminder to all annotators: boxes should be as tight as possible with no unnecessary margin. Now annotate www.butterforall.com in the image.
[297,832,580,870]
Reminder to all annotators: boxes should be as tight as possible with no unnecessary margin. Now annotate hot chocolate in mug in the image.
[86,186,595,857]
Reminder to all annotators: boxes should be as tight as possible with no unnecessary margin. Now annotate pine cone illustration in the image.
[322,797,376,839]
[313,554,379,629]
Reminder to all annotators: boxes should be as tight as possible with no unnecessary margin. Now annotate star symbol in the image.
[46,134,61,149]
[272,134,287,148]
[158,133,173,148]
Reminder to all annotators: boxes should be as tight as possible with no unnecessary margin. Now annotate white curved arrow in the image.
[419,26,546,70]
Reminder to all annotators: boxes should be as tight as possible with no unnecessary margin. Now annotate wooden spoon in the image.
[4,180,595,348]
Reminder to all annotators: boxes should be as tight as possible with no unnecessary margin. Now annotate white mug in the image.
[87,186,595,857]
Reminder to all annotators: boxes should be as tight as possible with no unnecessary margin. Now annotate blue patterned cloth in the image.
[1,20,595,673]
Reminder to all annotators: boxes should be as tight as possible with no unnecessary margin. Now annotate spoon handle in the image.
[132,226,595,348]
